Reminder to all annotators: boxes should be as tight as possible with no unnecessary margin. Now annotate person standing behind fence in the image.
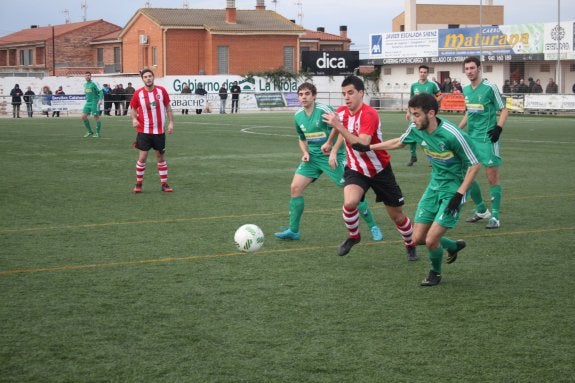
[545,78,558,94]
[194,83,207,114]
[218,84,228,114]
[123,82,135,116]
[81,71,103,138]
[230,81,241,113]
[405,65,443,166]
[41,86,52,117]
[10,84,23,118]
[181,83,191,114]
[52,86,65,117]
[24,86,35,118]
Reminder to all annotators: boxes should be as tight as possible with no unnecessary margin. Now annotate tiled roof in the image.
[136,8,306,33]
[0,20,115,46]
[91,29,122,42]
[301,30,350,42]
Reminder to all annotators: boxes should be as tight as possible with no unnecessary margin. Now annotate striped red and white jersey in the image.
[336,103,391,177]
[130,86,171,134]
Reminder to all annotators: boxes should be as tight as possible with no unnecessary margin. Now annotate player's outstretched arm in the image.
[353,137,405,152]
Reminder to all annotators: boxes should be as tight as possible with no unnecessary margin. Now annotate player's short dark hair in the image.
[140,68,154,78]
[85,71,91,75]
[408,93,439,115]
[463,56,481,67]
[418,65,430,72]
[341,75,365,92]
[297,82,317,95]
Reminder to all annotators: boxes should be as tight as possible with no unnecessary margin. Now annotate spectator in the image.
[572,82,575,94]
[230,81,241,113]
[502,80,511,94]
[517,79,529,94]
[532,79,543,94]
[102,84,112,115]
[527,77,536,93]
[441,77,453,93]
[181,83,191,114]
[218,84,228,114]
[23,86,35,118]
[41,85,52,117]
[545,78,558,94]
[194,83,207,114]
[10,84,24,118]
[452,79,463,93]
[52,86,65,117]
[112,84,123,116]
[123,82,135,115]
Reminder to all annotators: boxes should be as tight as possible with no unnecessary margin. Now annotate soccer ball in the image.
[234,224,264,253]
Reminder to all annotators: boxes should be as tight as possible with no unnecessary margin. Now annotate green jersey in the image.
[462,79,505,142]
[400,117,479,192]
[410,80,441,98]
[84,80,102,104]
[294,102,340,156]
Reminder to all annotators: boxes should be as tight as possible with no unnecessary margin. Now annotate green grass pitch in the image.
[1,111,574,382]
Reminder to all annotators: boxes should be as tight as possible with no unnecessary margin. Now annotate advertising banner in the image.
[369,30,438,59]
[440,94,466,112]
[301,51,359,75]
[543,21,575,60]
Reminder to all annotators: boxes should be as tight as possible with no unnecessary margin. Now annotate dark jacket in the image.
[10,87,23,105]
[218,86,228,100]
[231,84,241,99]
[24,90,35,104]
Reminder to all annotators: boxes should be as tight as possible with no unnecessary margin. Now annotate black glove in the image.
[487,125,503,143]
[444,192,464,216]
[352,143,371,152]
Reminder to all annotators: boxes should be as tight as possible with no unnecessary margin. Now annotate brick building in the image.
[300,26,351,52]
[120,0,306,76]
[0,20,121,76]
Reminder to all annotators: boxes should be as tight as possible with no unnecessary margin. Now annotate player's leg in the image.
[81,106,94,137]
[275,174,314,240]
[338,183,365,256]
[485,166,501,229]
[156,148,172,192]
[407,142,418,166]
[134,150,148,193]
[93,111,102,137]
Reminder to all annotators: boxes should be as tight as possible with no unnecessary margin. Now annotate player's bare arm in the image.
[322,112,370,145]
[130,108,139,129]
[166,105,174,134]
[298,139,310,162]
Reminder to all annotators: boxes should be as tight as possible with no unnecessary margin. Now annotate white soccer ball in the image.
[234,224,265,253]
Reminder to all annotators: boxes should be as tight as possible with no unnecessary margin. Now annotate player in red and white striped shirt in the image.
[130,69,175,193]
[323,76,417,260]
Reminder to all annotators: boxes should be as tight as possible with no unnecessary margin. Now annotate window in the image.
[152,47,158,66]
[484,65,493,73]
[218,46,229,74]
[383,67,391,75]
[97,48,104,66]
[19,49,33,65]
[406,67,414,75]
[448,24,460,29]
[114,47,121,65]
[283,46,294,71]
[540,63,551,72]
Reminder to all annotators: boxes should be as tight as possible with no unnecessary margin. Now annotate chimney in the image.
[317,27,325,32]
[340,25,348,39]
[256,0,265,10]
[226,0,237,24]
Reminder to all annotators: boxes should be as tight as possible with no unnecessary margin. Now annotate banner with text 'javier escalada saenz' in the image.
[301,51,359,76]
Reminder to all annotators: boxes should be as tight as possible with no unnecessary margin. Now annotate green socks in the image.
[358,199,377,228]
[428,247,444,274]
[289,196,304,233]
[469,180,487,213]
[410,142,417,157]
[490,184,502,219]
[83,120,93,133]
[96,120,101,133]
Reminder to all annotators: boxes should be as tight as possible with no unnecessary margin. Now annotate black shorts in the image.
[344,165,405,207]
[134,132,166,154]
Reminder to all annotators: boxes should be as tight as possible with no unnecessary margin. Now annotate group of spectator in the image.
[502,77,560,94]
[181,81,242,115]
[102,82,135,116]
[9,84,65,118]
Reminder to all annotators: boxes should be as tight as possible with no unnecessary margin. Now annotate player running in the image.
[353,93,480,286]
[275,82,383,242]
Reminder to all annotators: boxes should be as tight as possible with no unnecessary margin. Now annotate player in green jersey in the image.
[275,82,383,242]
[405,65,443,166]
[81,72,103,138]
[459,56,508,229]
[353,93,480,286]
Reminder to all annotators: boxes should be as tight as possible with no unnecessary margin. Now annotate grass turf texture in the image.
[1,112,574,382]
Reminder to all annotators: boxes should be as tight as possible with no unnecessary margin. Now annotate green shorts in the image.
[473,139,502,167]
[414,185,464,229]
[83,102,100,116]
[295,151,346,186]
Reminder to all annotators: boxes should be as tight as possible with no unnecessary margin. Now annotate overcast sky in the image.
[1,0,573,57]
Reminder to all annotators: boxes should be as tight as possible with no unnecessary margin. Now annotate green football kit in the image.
[283,102,377,235]
[408,80,442,160]
[82,80,103,136]
[463,78,506,221]
[400,117,479,273]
